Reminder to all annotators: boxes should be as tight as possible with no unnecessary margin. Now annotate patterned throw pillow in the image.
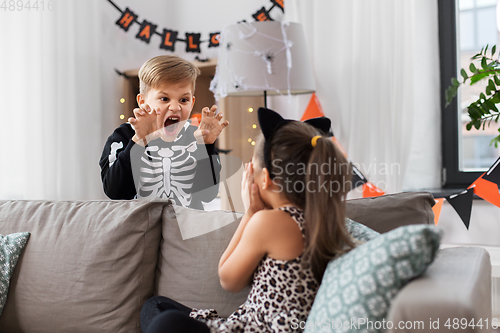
[0,232,30,316]
[345,218,380,242]
[304,225,441,333]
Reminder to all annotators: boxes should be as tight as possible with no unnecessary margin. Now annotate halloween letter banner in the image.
[108,0,284,54]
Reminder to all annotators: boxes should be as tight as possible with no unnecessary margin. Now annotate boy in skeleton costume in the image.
[99,55,228,209]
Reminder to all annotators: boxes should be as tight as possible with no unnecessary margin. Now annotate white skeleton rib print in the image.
[137,141,198,207]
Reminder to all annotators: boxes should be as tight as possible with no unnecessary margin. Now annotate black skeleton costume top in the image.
[99,121,220,210]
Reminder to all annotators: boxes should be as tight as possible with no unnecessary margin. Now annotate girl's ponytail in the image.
[303,137,355,282]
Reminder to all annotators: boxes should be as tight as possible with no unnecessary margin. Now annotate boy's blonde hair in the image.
[138,55,201,95]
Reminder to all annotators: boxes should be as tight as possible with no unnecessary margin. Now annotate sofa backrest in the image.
[346,191,435,233]
[0,199,168,333]
[156,204,249,318]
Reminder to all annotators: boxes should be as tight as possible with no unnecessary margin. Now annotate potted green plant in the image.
[446,44,500,146]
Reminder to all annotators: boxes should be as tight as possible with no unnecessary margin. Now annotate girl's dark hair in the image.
[255,121,356,282]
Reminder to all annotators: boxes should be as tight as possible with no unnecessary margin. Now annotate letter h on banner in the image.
[116,8,137,32]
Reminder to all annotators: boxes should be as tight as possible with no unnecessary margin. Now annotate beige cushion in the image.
[0,199,167,333]
[156,205,250,317]
[346,191,435,233]
[387,247,491,333]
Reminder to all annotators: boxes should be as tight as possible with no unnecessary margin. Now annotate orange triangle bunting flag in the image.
[469,176,500,209]
[301,93,325,121]
[432,198,445,226]
[362,182,385,198]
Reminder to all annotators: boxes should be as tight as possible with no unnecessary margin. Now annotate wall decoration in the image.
[432,156,500,229]
[446,188,474,230]
[432,198,444,226]
[362,182,385,198]
[107,0,283,54]
[300,93,385,198]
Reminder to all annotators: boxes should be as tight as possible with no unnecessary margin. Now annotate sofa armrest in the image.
[387,247,492,333]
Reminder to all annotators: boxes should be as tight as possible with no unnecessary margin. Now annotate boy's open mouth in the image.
[164,115,180,135]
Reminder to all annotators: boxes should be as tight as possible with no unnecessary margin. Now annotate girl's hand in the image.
[241,163,265,215]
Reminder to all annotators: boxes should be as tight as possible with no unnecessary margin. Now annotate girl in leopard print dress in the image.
[141,108,356,333]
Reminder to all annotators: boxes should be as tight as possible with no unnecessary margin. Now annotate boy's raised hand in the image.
[129,103,161,145]
[194,105,229,144]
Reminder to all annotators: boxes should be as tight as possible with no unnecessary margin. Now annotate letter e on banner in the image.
[209,32,220,48]
[160,29,179,51]
[136,20,157,44]
[185,33,201,53]
[252,7,273,21]
[116,8,138,32]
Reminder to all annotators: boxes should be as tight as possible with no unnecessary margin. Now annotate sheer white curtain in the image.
[276,0,441,193]
[0,1,104,200]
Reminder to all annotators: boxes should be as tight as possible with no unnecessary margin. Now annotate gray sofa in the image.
[0,192,491,332]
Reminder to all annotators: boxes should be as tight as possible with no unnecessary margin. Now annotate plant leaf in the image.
[470,63,477,73]
[493,45,497,56]
[461,69,468,81]
[482,57,488,69]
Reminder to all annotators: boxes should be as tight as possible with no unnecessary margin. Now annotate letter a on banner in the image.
[136,20,157,44]
[116,8,138,32]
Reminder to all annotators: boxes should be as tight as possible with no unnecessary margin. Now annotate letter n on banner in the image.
[209,32,220,48]
[186,33,201,53]
[160,29,178,51]
[136,20,157,44]
[252,7,273,21]
[116,8,138,32]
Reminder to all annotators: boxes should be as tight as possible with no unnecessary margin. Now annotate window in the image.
[439,0,500,188]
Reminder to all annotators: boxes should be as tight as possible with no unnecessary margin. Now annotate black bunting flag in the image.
[350,164,368,190]
[115,8,138,32]
[107,0,284,54]
[209,33,221,48]
[271,0,285,12]
[160,29,178,51]
[136,20,157,44]
[446,188,474,230]
[252,7,274,21]
[185,33,201,53]
[482,157,500,185]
